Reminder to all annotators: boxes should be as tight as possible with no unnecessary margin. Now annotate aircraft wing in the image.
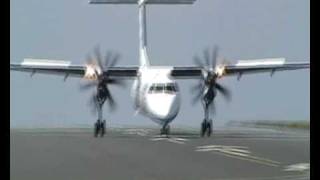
[11,58,309,80]
[171,58,309,79]
[10,59,139,79]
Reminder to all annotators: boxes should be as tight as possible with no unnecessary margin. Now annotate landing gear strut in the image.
[94,94,107,138]
[201,101,213,137]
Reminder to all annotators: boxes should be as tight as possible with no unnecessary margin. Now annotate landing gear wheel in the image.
[161,125,170,136]
[100,120,106,137]
[201,121,206,137]
[160,129,164,135]
[94,121,99,138]
[165,125,170,135]
[207,119,212,137]
[201,120,213,137]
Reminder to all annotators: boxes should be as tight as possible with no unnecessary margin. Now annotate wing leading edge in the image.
[10,59,139,79]
[171,58,309,79]
[10,58,309,80]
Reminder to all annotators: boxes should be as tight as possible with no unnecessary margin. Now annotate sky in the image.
[10,0,310,128]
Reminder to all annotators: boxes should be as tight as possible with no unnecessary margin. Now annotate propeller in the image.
[191,46,231,113]
[80,45,125,114]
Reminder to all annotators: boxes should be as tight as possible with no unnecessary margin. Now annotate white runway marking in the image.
[214,174,310,180]
[196,145,281,167]
[123,129,151,136]
[284,163,310,172]
[150,135,189,144]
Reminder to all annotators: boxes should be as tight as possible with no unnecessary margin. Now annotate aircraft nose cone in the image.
[146,93,180,120]
[157,97,174,118]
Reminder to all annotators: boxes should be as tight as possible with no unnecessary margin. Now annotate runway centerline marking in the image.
[150,135,189,144]
[122,129,151,136]
[196,145,281,167]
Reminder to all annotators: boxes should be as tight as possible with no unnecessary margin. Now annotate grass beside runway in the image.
[228,120,309,131]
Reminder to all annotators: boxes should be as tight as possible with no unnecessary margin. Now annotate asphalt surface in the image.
[10,126,309,180]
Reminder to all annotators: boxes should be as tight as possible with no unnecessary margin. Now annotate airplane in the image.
[10,0,309,138]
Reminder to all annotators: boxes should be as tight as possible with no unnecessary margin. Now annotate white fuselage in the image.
[131,67,180,125]
[130,3,181,126]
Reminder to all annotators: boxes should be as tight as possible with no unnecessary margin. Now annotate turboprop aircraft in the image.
[10,0,309,137]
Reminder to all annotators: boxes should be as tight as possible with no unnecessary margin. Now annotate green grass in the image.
[229,120,309,130]
[255,121,309,129]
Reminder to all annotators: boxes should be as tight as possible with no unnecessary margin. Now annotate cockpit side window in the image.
[165,84,173,93]
[149,85,154,93]
[164,83,178,93]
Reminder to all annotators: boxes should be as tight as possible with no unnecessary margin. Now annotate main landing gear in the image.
[200,100,213,137]
[94,94,106,138]
[201,119,212,137]
[94,119,106,137]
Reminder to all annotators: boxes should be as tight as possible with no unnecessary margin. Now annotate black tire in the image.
[201,121,206,137]
[166,125,170,135]
[206,120,213,137]
[160,129,165,135]
[94,122,99,138]
[100,120,106,137]
[160,128,164,135]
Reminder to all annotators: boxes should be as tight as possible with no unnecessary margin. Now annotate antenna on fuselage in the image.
[89,0,197,66]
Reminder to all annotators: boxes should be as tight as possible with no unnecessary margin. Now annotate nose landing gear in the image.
[160,124,170,136]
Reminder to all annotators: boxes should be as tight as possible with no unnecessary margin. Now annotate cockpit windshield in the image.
[148,83,178,94]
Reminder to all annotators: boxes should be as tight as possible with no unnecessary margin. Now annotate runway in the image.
[10,126,309,180]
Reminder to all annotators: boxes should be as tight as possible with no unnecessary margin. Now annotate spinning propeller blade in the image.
[190,45,232,112]
[81,45,126,115]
